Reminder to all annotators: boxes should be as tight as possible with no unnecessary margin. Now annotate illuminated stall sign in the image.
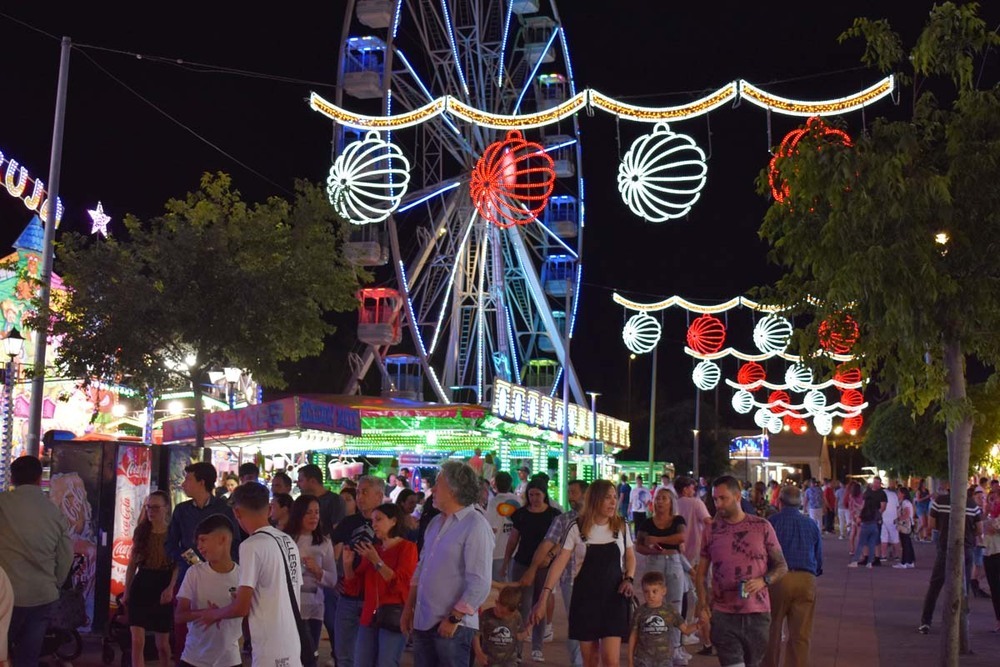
[730,435,770,459]
[163,396,362,442]
[491,379,631,450]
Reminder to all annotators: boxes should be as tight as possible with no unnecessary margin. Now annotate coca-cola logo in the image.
[112,538,133,566]
[117,449,150,487]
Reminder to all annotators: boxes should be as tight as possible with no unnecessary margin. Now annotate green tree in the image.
[863,400,948,478]
[756,5,1000,662]
[37,173,362,446]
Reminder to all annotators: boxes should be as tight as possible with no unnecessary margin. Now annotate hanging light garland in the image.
[686,314,727,355]
[622,312,661,355]
[470,130,555,228]
[692,360,721,391]
[768,117,853,203]
[618,123,708,222]
[327,131,412,225]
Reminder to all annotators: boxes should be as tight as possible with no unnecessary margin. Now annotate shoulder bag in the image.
[265,532,318,665]
[372,554,404,633]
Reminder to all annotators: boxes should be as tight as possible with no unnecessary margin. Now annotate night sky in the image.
[4,2,999,449]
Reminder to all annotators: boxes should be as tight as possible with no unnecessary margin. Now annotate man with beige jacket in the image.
[0,456,73,667]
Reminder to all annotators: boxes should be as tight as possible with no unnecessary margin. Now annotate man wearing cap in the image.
[515,466,530,505]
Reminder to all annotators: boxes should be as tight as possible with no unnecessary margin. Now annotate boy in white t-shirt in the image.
[175,515,242,667]
[195,482,303,667]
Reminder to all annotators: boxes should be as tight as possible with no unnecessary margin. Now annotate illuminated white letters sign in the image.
[0,148,64,226]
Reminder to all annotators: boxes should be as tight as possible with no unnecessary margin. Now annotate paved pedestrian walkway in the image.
[65,536,997,667]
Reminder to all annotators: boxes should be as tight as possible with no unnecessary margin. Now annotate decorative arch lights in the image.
[803,389,827,415]
[767,414,784,434]
[0,146,64,225]
[784,415,809,433]
[470,130,555,228]
[768,390,791,414]
[622,312,661,355]
[768,117,853,203]
[736,361,766,391]
[327,131,411,224]
[753,314,793,354]
[834,365,863,386]
[784,363,814,393]
[754,408,771,428]
[843,414,864,434]
[692,360,721,391]
[819,314,860,354]
[840,388,865,410]
[618,123,708,222]
[686,314,726,355]
[732,389,755,414]
[308,76,895,130]
[814,412,833,436]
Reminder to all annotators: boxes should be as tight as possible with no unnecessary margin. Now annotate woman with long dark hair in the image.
[531,479,635,667]
[124,490,175,667]
[284,495,337,665]
[342,502,418,667]
[894,487,916,568]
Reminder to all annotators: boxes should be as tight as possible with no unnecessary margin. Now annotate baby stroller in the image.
[101,594,160,667]
[39,554,86,665]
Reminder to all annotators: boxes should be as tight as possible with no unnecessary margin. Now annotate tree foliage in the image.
[654,399,731,479]
[36,173,363,443]
[863,400,948,478]
[756,4,1000,662]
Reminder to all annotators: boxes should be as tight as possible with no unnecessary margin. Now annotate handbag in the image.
[372,565,404,633]
[265,532,318,665]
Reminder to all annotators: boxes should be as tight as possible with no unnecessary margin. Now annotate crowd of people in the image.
[1,451,999,667]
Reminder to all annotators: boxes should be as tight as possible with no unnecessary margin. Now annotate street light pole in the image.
[647,345,658,484]
[587,391,600,477]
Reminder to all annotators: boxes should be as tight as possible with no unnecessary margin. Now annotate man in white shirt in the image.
[629,475,652,525]
[486,472,521,582]
[880,480,901,561]
[515,466,530,504]
[195,482,303,667]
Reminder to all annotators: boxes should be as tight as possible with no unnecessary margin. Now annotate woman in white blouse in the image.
[284,495,338,665]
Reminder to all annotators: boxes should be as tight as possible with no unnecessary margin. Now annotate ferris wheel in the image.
[334,0,586,406]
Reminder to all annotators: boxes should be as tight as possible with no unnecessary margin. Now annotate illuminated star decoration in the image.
[88,201,111,237]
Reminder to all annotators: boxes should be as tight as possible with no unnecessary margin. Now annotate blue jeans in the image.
[852,521,880,562]
[559,577,582,667]
[323,587,338,653]
[9,600,57,667]
[412,625,475,667]
[646,553,684,651]
[334,595,365,667]
[355,623,406,667]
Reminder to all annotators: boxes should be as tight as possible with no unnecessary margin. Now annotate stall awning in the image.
[162,396,362,443]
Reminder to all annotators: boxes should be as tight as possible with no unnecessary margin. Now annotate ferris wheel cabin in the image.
[509,0,540,14]
[343,36,386,100]
[535,74,567,112]
[344,224,388,267]
[382,354,424,401]
[537,311,567,353]
[355,0,394,28]
[541,255,576,297]
[521,359,560,394]
[542,135,576,178]
[521,16,558,64]
[356,288,403,346]
[543,196,578,239]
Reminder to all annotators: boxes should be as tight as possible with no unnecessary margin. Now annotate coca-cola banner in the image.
[111,446,152,600]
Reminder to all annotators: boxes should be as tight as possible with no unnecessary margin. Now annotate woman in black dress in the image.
[123,490,176,667]
[531,479,635,667]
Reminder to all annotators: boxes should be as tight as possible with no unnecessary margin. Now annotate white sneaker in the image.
[672,647,692,665]
[531,649,545,662]
[847,561,859,568]
[907,563,916,568]
[892,563,908,569]
[543,623,554,642]
[682,634,701,645]
[866,562,873,569]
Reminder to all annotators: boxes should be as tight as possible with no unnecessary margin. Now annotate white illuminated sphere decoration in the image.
[803,389,827,415]
[754,408,771,428]
[814,412,833,436]
[617,122,708,222]
[622,312,662,355]
[327,131,411,225]
[692,360,721,391]
[767,414,784,434]
[732,390,754,414]
[753,314,793,354]
[784,363,814,392]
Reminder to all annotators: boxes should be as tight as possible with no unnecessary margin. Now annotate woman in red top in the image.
[342,502,418,667]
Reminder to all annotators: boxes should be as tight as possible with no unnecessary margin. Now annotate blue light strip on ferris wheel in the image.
[391,0,404,38]
[497,0,515,87]
[398,259,449,403]
[429,209,478,355]
[394,49,470,150]
[439,0,470,97]
[513,27,561,114]
[396,181,462,213]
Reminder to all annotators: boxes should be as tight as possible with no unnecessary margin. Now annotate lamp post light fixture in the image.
[1,328,25,489]
[223,367,243,409]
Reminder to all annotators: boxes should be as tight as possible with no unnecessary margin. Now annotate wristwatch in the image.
[763,574,772,586]
[447,613,463,624]
[374,561,385,571]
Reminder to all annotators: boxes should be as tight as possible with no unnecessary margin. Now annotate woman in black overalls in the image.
[531,479,636,667]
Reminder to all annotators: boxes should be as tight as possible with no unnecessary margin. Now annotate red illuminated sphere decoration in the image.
[840,389,865,409]
[843,415,864,433]
[470,130,556,229]
[686,314,726,355]
[834,364,863,386]
[784,415,808,433]
[819,314,859,354]
[768,117,853,203]
[737,361,766,390]
[768,390,791,414]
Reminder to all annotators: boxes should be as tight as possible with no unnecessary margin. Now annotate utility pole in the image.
[28,37,71,457]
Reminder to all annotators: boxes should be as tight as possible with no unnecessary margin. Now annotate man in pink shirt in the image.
[695,476,788,667]
[675,477,712,566]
